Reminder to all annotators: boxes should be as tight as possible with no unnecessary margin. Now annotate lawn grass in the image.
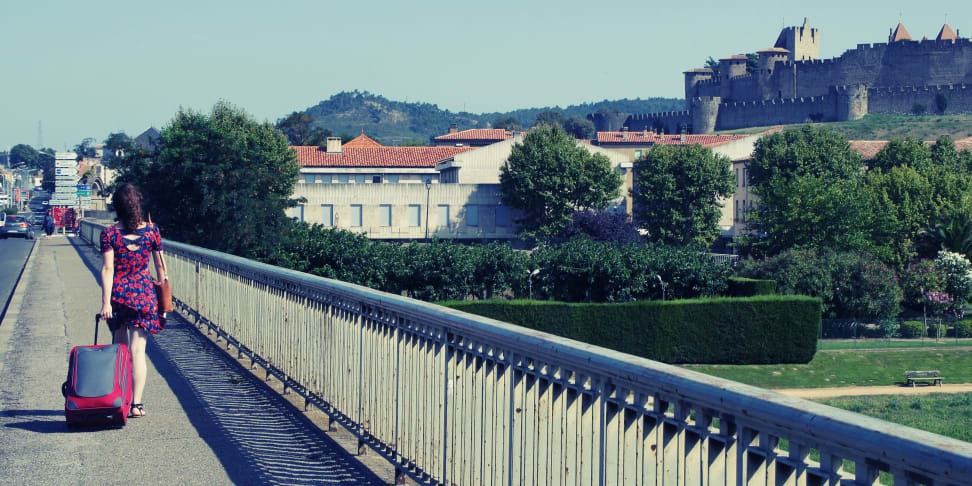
[683,348,972,388]
[715,114,972,141]
[820,393,972,443]
[818,338,972,351]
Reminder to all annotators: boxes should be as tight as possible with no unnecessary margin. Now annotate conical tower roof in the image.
[890,23,912,42]
[936,24,957,42]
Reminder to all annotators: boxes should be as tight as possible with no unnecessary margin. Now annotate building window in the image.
[338,174,349,183]
[743,168,748,187]
[635,149,643,159]
[495,206,510,227]
[294,205,304,222]
[437,205,450,228]
[303,174,314,184]
[408,205,421,227]
[734,200,739,220]
[466,205,479,227]
[735,168,740,187]
[319,174,332,183]
[387,174,399,184]
[350,204,362,227]
[321,205,333,227]
[372,175,382,184]
[380,204,392,227]
[355,174,366,184]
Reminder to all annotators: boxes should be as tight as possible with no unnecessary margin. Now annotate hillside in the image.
[299,90,683,145]
[716,114,972,141]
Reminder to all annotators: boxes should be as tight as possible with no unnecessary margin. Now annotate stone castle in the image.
[592,19,972,134]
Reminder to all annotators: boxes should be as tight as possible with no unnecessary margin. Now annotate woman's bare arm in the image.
[101,250,114,318]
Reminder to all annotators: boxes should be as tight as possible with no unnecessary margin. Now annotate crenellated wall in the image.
[868,84,972,114]
[714,95,837,131]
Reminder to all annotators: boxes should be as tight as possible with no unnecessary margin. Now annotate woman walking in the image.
[99,184,166,418]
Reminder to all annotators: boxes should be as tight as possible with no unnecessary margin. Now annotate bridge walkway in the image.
[0,236,386,485]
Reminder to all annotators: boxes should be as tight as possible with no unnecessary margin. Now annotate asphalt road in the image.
[0,237,34,322]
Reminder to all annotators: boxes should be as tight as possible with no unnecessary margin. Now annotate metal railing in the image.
[80,220,972,485]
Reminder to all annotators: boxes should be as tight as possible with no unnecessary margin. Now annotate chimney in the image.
[622,126,629,140]
[680,134,686,142]
[642,128,649,137]
[448,123,458,134]
[326,137,342,154]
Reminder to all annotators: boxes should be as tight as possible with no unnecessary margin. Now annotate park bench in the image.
[904,370,943,387]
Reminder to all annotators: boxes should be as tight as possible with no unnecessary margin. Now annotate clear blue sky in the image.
[1,0,969,151]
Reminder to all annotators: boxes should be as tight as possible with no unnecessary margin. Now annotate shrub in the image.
[899,320,924,338]
[726,277,777,296]
[738,248,901,319]
[564,210,643,244]
[442,295,821,364]
[912,103,927,116]
[899,260,947,309]
[530,238,730,302]
[955,319,972,338]
[935,250,972,309]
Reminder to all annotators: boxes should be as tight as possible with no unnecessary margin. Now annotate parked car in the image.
[1,216,34,239]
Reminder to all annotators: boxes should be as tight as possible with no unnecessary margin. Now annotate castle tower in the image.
[936,24,957,42]
[837,84,868,121]
[756,47,791,99]
[718,55,748,99]
[691,97,721,134]
[773,18,819,61]
[683,68,714,110]
[889,23,912,43]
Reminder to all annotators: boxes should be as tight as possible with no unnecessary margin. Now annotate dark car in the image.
[1,216,34,239]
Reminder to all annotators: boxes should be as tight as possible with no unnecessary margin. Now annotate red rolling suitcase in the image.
[62,314,133,426]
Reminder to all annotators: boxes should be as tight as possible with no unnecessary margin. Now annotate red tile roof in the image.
[890,23,912,42]
[757,47,789,54]
[291,146,476,168]
[719,54,749,61]
[937,24,957,42]
[595,131,750,146]
[342,134,382,148]
[434,128,513,142]
[849,139,972,159]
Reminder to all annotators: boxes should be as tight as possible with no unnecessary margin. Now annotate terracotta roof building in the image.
[432,126,514,147]
[889,23,913,43]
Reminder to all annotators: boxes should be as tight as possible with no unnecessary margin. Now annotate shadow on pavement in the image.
[67,236,384,485]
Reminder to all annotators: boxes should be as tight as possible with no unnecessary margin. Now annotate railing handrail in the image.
[80,219,972,484]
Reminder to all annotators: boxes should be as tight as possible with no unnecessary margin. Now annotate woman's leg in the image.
[128,327,149,414]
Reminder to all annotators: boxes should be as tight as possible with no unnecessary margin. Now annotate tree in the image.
[870,137,931,174]
[936,93,948,114]
[73,138,97,159]
[275,111,330,145]
[9,144,39,168]
[741,126,880,258]
[534,110,565,128]
[632,144,734,247]
[115,101,302,259]
[564,209,643,244]
[492,116,522,131]
[500,124,622,239]
[704,56,720,77]
[562,116,596,140]
[746,53,759,74]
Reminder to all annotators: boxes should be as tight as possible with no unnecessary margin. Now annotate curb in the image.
[0,238,40,376]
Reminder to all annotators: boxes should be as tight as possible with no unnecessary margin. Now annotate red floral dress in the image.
[101,223,165,333]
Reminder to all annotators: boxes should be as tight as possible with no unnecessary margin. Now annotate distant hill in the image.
[298,90,683,145]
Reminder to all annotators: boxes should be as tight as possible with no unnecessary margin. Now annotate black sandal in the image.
[129,403,145,418]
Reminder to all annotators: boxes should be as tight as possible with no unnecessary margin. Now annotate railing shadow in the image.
[67,236,384,485]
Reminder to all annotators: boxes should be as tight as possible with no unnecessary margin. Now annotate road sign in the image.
[76,184,91,191]
[55,152,77,161]
[55,159,78,168]
[77,190,91,197]
[55,177,78,183]
[55,168,78,176]
[54,186,77,193]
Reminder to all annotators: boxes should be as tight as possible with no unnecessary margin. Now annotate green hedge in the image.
[899,321,924,338]
[727,277,777,297]
[441,295,821,364]
[955,320,972,338]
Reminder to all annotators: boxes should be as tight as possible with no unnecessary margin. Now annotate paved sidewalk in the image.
[775,383,972,399]
[0,236,383,485]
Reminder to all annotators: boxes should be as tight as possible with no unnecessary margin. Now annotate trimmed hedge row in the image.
[726,277,777,297]
[442,295,821,364]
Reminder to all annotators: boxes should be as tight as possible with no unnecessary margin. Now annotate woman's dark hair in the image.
[112,183,143,231]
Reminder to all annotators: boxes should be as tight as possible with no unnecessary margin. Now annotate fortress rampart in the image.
[595,21,972,134]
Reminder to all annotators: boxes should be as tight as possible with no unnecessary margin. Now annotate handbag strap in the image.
[147,213,168,281]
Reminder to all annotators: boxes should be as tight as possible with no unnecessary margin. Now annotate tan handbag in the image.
[147,214,173,313]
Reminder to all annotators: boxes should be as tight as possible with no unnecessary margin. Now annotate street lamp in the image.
[527,268,540,300]
[424,178,432,243]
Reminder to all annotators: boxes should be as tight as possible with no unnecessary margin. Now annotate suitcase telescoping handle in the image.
[94,313,101,346]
